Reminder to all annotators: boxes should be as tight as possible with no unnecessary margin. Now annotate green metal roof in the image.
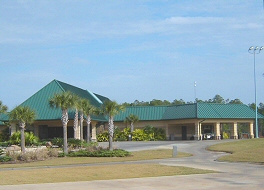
[114,103,264,121]
[0,113,8,124]
[162,104,197,120]
[19,79,107,122]
[2,79,263,124]
[197,103,263,119]
[114,106,168,121]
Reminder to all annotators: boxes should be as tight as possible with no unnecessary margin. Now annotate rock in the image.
[45,141,52,148]
[6,145,21,152]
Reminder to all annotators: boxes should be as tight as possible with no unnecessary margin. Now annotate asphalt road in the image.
[1,140,264,190]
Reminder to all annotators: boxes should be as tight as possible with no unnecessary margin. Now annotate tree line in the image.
[121,94,264,115]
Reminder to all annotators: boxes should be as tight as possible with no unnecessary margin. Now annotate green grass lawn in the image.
[0,149,216,185]
[207,138,264,163]
[0,164,214,185]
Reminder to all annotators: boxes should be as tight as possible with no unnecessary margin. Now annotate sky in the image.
[1,0,264,110]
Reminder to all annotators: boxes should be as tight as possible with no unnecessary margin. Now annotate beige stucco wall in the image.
[114,118,255,140]
[7,118,255,141]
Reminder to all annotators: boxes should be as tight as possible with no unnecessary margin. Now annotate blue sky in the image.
[1,0,264,110]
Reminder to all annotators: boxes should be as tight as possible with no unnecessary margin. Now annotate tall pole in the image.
[254,50,258,138]
[248,46,264,138]
[194,81,197,102]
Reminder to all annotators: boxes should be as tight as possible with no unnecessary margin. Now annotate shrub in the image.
[132,129,147,141]
[58,152,66,157]
[47,148,60,157]
[0,156,12,162]
[68,138,83,148]
[0,148,4,156]
[0,142,9,147]
[9,131,39,146]
[154,128,166,140]
[51,138,63,147]
[25,132,39,146]
[18,149,49,162]
[6,148,52,162]
[223,132,229,139]
[9,131,20,145]
[143,125,155,140]
[68,149,131,157]
[97,126,166,142]
[114,127,127,141]
[97,131,109,142]
[5,151,20,162]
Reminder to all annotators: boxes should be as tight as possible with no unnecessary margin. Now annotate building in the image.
[1,79,263,141]
[114,104,263,140]
[1,79,108,141]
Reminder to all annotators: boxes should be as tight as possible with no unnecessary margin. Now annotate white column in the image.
[194,121,199,140]
[215,122,221,140]
[249,122,254,139]
[199,122,202,140]
[10,123,16,135]
[231,122,238,139]
[91,121,98,142]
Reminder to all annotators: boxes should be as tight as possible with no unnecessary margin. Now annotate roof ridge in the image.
[86,90,103,104]
[208,103,223,118]
[55,79,88,92]
[125,105,169,108]
[15,80,59,109]
[54,79,66,92]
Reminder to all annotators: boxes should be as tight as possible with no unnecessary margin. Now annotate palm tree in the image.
[100,100,125,150]
[9,106,36,154]
[124,114,139,133]
[78,98,87,141]
[49,91,75,154]
[0,101,8,114]
[72,94,80,139]
[82,99,96,143]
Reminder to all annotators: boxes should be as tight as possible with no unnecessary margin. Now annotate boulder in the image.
[6,145,21,152]
[45,141,53,148]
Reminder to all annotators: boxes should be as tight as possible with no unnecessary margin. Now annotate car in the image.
[204,133,214,140]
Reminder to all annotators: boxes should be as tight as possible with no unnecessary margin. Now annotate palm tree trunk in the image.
[109,135,113,151]
[131,122,134,133]
[20,122,26,154]
[74,108,78,139]
[61,109,69,154]
[80,112,84,140]
[108,116,114,151]
[86,115,91,143]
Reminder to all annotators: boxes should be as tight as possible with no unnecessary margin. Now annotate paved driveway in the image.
[1,140,264,190]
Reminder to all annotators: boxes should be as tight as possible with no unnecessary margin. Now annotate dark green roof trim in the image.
[114,103,264,121]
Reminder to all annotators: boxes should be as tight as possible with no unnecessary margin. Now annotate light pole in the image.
[248,46,264,138]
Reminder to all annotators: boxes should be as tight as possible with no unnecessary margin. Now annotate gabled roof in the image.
[114,103,264,121]
[18,79,108,121]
